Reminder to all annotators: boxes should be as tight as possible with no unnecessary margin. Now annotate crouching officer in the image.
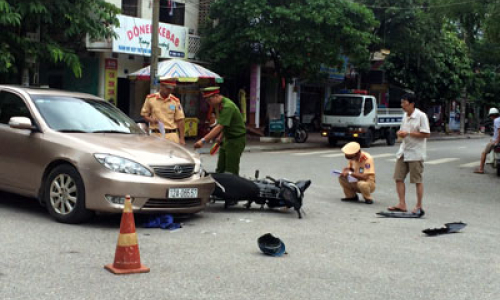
[339,142,376,204]
[140,79,185,145]
[194,87,246,175]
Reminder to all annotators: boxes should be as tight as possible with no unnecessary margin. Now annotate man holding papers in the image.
[338,142,376,204]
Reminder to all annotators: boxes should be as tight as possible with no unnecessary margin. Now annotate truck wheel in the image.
[328,137,337,147]
[386,129,396,146]
[361,129,373,148]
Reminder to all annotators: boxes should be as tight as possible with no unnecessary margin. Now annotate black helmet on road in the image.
[258,233,286,257]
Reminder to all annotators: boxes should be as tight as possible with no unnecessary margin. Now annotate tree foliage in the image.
[356,0,475,104]
[0,0,120,81]
[199,0,378,81]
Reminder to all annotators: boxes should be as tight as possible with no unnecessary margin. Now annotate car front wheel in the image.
[44,165,94,224]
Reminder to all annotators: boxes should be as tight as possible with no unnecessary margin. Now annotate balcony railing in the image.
[188,34,201,59]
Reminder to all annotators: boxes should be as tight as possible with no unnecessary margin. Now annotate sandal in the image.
[387,206,407,212]
[473,169,484,174]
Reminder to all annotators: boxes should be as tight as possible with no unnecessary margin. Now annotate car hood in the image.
[64,133,198,166]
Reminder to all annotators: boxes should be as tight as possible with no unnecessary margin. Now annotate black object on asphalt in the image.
[376,208,425,218]
[258,233,286,257]
[422,222,467,236]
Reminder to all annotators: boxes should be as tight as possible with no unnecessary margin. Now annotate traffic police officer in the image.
[140,79,185,145]
[338,142,376,204]
[194,87,246,175]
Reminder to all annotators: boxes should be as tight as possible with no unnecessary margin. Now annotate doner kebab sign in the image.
[113,14,188,59]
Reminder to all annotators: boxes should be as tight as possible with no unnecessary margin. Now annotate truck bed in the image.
[377,108,404,127]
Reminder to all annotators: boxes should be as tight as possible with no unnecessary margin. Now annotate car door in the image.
[0,90,42,194]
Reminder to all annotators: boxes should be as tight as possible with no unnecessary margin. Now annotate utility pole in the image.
[150,0,160,93]
[460,88,466,134]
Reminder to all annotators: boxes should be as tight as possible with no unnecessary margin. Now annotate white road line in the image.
[386,158,397,162]
[459,161,480,168]
[293,150,340,156]
[371,153,394,158]
[322,153,346,158]
[425,158,460,165]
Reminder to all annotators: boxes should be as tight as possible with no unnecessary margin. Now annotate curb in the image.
[194,133,487,154]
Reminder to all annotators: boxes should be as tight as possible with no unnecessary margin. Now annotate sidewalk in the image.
[187,131,488,154]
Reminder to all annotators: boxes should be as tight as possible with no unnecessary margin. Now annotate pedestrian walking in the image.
[194,87,246,175]
[140,80,185,145]
[338,142,376,204]
[474,107,500,174]
[388,93,430,214]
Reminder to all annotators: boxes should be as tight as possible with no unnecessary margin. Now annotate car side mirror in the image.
[9,116,35,130]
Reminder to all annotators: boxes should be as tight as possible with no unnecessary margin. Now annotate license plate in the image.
[168,188,198,199]
[334,132,345,137]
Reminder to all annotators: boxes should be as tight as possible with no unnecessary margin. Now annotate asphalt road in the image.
[1,138,499,300]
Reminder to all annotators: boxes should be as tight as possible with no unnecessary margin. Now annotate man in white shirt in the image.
[388,93,430,214]
[474,107,500,174]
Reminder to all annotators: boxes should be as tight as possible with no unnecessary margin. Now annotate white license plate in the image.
[168,188,198,199]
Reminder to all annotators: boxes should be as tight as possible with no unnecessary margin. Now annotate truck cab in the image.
[320,91,403,147]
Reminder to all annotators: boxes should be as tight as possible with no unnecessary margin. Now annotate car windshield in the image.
[32,96,144,134]
[324,96,363,116]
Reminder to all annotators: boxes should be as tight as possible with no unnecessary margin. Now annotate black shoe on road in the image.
[341,196,359,202]
[364,199,374,204]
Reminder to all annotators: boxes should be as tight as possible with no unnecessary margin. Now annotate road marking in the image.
[322,153,346,158]
[386,158,397,162]
[460,161,480,168]
[293,150,340,156]
[458,146,467,149]
[371,153,394,158]
[426,158,460,165]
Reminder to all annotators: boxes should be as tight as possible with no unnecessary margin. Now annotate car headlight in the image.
[94,154,153,177]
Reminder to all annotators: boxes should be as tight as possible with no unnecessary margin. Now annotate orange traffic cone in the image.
[105,195,150,274]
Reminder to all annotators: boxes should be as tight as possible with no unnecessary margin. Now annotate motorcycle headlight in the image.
[94,154,153,177]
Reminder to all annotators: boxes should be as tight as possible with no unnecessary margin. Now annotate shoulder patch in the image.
[146,93,157,98]
[365,163,371,169]
[170,95,180,102]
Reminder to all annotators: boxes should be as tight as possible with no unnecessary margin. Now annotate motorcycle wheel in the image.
[294,127,308,143]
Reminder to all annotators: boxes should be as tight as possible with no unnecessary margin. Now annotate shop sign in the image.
[104,58,118,106]
[112,15,188,59]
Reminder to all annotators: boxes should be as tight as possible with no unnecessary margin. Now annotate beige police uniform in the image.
[140,92,185,143]
[339,151,376,200]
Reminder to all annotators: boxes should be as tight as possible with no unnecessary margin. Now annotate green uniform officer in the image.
[194,87,246,175]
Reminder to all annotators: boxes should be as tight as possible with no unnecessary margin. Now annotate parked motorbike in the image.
[429,114,445,132]
[286,116,309,143]
[210,171,312,218]
[486,143,500,176]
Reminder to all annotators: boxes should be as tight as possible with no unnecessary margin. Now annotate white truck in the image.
[320,92,404,147]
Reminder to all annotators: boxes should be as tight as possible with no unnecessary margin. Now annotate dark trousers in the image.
[216,136,246,175]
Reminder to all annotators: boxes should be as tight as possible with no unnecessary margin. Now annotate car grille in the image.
[143,198,202,208]
[151,164,195,179]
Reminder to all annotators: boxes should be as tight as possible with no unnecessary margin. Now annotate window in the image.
[364,98,374,115]
[122,0,139,17]
[324,96,362,116]
[160,1,185,25]
[0,91,32,125]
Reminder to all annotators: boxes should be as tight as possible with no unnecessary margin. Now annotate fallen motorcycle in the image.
[210,171,311,219]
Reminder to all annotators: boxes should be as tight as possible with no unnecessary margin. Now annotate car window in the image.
[32,96,143,134]
[324,96,362,116]
[0,91,33,125]
[364,98,373,115]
